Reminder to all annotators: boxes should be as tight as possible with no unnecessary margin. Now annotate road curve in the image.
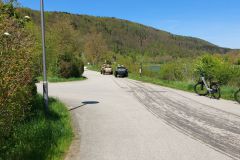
[37,70,240,160]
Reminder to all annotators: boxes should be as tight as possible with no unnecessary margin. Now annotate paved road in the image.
[37,70,240,160]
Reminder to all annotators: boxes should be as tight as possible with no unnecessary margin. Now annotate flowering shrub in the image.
[0,2,36,143]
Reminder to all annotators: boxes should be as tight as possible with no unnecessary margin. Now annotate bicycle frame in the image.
[201,76,213,92]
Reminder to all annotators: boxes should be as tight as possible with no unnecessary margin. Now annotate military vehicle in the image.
[101,64,113,75]
[114,65,128,78]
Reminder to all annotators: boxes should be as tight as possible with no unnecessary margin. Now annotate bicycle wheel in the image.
[234,90,240,104]
[194,82,208,96]
[211,83,221,99]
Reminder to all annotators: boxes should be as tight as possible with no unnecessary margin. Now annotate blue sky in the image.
[18,0,240,49]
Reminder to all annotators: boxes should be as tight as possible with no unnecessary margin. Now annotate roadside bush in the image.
[229,65,240,87]
[194,54,233,84]
[57,52,84,78]
[159,62,185,81]
[142,68,159,78]
[0,1,36,148]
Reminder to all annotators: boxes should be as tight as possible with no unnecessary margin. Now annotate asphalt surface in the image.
[37,70,240,160]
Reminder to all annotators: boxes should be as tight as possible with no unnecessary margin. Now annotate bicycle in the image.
[194,74,221,99]
[234,89,240,103]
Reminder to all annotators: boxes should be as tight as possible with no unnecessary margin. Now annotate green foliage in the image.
[159,62,184,81]
[229,65,240,87]
[18,8,233,67]
[0,2,36,142]
[0,95,73,160]
[17,9,85,77]
[137,59,194,82]
[194,54,233,84]
[1,4,73,160]
[57,52,84,78]
[127,53,240,100]
[84,31,108,65]
[236,59,240,65]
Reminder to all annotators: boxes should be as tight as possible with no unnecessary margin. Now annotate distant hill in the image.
[19,8,234,64]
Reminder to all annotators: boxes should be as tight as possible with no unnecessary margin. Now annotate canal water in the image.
[147,65,161,72]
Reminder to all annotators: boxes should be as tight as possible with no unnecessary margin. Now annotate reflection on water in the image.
[147,65,161,72]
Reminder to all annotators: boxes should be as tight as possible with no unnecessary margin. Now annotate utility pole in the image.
[40,0,49,113]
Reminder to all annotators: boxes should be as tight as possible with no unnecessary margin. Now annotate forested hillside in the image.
[19,8,234,69]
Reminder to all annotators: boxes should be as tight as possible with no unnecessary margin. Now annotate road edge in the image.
[64,105,81,160]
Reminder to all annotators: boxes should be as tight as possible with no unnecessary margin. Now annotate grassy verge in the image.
[129,74,238,101]
[87,66,238,101]
[0,95,73,160]
[37,76,86,83]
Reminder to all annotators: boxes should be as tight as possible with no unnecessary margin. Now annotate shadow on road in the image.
[69,101,100,111]
[82,101,99,105]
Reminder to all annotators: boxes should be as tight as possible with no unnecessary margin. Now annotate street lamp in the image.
[40,0,49,113]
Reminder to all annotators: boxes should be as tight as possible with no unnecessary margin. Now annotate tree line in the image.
[19,8,238,71]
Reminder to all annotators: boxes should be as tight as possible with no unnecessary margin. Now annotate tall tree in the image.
[84,30,108,64]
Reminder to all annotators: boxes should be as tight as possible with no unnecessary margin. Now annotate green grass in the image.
[0,95,73,160]
[129,73,238,101]
[37,76,86,83]
[88,66,238,101]
[221,86,238,100]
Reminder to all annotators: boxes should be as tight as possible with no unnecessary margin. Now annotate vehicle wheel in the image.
[211,83,221,99]
[234,89,240,103]
[194,82,208,96]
